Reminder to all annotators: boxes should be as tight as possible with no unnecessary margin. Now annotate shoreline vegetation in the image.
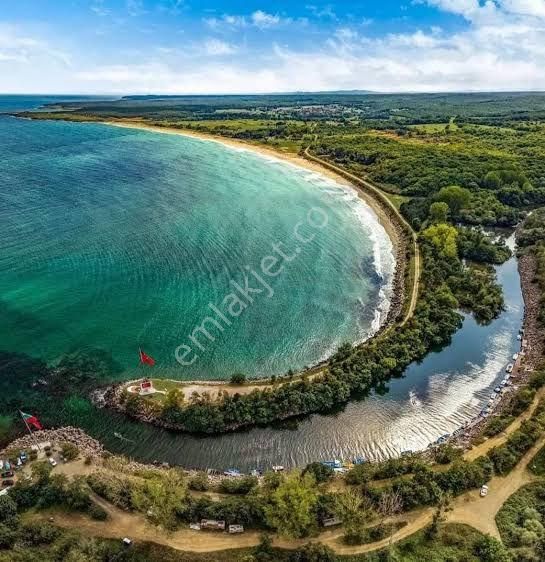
[10,109,525,437]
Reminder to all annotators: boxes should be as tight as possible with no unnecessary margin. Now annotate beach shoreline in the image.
[104,120,403,259]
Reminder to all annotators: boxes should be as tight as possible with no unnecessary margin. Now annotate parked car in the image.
[480,485,489,497]
[48,458,57,467]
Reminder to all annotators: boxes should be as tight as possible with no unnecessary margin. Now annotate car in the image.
[480,485,489,497]
[48,458,57,467]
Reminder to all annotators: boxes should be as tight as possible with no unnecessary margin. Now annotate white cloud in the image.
[3,0,545,94]
[202,38,237,55]
[204,10,288,30]
[0,24,71,67]
[251,11,281,28]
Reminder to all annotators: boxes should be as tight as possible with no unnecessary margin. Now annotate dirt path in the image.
[447,433,545,538]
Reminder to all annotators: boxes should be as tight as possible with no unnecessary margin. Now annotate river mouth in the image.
[1,105,394,382]
[49,240,521,471]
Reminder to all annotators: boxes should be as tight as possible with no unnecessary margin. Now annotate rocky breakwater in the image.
[0,426,105,458]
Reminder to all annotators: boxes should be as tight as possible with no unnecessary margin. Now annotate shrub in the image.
[88,503,108,521]
[219,475,258,495]
[0,524,18,550]
[20,521,60,546]
[60,442,79,461]
[303,462,334,484]
[188,472,209,492]
[230,372,247,385]
[433,444,462,465]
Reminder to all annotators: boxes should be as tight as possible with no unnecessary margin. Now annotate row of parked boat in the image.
[217,457,368,479]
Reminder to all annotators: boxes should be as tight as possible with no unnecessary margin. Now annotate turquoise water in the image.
[0,101,394,380]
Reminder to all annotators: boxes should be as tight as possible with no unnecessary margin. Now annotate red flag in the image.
[139,349,155,366]
[21,411,43,430]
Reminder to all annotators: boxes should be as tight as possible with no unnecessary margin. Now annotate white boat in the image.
[494,386,502,393]
[517,334,522,340]
[512,353,519,361]
[272,465,285,472]
[506,364,514,373]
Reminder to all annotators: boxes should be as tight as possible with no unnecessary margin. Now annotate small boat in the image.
[322,459,342,469]
[501,378,508,386]
[494,386,502,393]
[506,364,514,374]
[272,465,285,472]
[114,432,135,443]
[353,456,366,465]
[517,334,522,341]
[224,468,241,477]
[512,353,519,361]
[490,393,497,400]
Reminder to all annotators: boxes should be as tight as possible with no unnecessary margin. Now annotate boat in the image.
[353,457,366,465]
[506,363,514,373]
[494,386,502,393]
[272,465,285,472]
[517,334,522,341]
[512,353,519,361]
[224,469,241,477]
[322,459,342,469]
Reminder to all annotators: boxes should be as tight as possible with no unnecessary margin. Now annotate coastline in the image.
[105,120,403,262]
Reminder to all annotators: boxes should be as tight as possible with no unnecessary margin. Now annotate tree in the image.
[230,373,247,385]
[377,490,403,553]
[0,495,19,529]
[131,469,189,530]
[422,224,459,258]
[60,441,79,461]
[303,462,334,484]
[483,171,502,190]
[164,388,184,409]
[435,185,471,216]
[429,201,449,224]
[263,472,319,539]
[474,535,512,562]
[335,489,374,545]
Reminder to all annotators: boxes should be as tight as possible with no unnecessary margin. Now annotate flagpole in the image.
[19,410,40,452]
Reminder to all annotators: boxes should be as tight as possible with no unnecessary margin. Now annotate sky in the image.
[1,0,545,94]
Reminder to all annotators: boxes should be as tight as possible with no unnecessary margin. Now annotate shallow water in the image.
[0,98,394,381]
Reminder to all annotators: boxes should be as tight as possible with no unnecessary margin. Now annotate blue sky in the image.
[1,0,545,93]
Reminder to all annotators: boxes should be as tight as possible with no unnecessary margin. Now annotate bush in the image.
[483,415,514,437]
[20,521,60,546]
[60,442,79,461]
[230,372,247,385]
[188,472,209,492]
[289,542,337,561]
[474,535,512,562]
[303,462,334,484]
[219,475,258,495]
[88,502,108,521]
[433,444,462,465]
[0,524,18,550]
